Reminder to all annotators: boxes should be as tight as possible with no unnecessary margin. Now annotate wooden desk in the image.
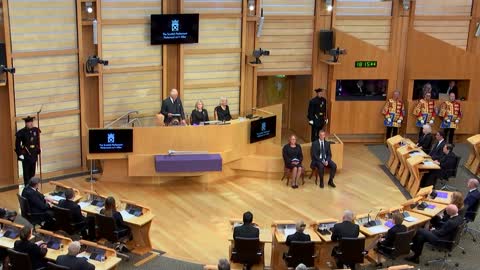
[387,136,414,176]
[271,220,321,270]
[397,147,425,186]
[405,156,440,197]
[416,186,453,205]
[409,201,447,218]
[465,134,480,176]
[79,240,122,270]
[45,182,82,203]
[79,190,155,255]
[35,229,71,261]
[0,218,23,249]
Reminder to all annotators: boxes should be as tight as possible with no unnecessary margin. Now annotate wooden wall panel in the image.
[103,71,162,123]
[257,19,313,73]
[13,55,79,115]
[336,0,392,16]
[335,19,391,50]
[102,24,162,69]
[184,53,241,85]
[413,20,470,50]
[16,115,81,175]
[102,0,162,20]
[183,0,242,14]
[183,86,240,116]
[8,0,77,52]
[262,0,315,16]
[415,0,473,16]
[184,18,241,50]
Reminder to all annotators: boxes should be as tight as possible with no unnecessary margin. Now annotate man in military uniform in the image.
[15,116,41,185]
[308,88,328,142]
[439,92,462,143]
[413,85,436,138]
[382,90,405,140]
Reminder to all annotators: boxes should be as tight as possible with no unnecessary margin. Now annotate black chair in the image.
[230,237,263,269]
[283,241,316,269]
[94,213,130,243]
[464,207,479,243]
[52,205,85,236]
[7,248,34,270]
[334,237,367,269]
[17,194,44,227]
[47,262,70,270]
[438,155,461,191]
[425,222,465,268]
[376,230,415,266]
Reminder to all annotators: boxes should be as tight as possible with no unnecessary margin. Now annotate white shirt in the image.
[435,139,444,149]
[319,140,325,159]
[170,97,175,103]
[469,188,478,193]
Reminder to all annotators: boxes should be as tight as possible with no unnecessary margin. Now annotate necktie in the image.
[320,142,325,160]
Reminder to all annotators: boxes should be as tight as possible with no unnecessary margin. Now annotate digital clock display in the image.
[355,61,378,68]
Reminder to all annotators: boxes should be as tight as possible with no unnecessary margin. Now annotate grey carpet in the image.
[366,143,480,270]
[118,254,204,270]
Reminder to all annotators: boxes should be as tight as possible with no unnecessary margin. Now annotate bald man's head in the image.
[170,89,178,99]
[67,241,81,256]
[445,204,458,216]
[467,178,479,189]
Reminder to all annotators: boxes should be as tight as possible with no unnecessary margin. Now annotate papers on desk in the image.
[77,251,90,259]
[120,210,135,220]
[423,161,435,166]
[404,216,418,222]
[284,228,296,237]
[47,195,64,202]
[409,151,423,156]
[367,226,388,234]
[78,201,90,209]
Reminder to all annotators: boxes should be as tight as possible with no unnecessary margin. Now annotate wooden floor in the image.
[0,144,406,265]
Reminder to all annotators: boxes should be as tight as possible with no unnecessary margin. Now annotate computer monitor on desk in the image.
[0,223,21,239]
[125,203,143,217]
[317,222,336,235]
[88,194,105,208]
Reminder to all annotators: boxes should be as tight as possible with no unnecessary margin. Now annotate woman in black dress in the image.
[282,135,303,188]
[214,97,232,122]
[417,124,433,153]
[191,100,209,125]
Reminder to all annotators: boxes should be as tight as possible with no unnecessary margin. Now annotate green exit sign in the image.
[355,61,378,68]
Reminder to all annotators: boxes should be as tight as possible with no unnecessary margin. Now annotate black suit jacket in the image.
[56,254,95,270]
[233,224,259,239]
[22,187,49,214]
[382,224,407,247]
[14,239,47,270]
[438,151,457,179]
[160,97,185,123]
[331,221,360,242]
[311,140,333,164]
[307,96,327,127]
[286,231,311,246]
[58,199,85,223]
[417,133,433,153]
[433,215,463,241]
[464,189,480,221]
[429,139,446,161]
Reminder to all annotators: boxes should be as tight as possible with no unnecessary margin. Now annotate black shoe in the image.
[319,182,324,188]
[291,185,295,189]
[405,256,419,264]
[328,181,336,188]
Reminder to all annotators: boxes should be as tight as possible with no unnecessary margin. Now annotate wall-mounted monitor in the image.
[89,129,133,153]
[335,79,388,101]
[413,80,468,100]
[151,14,199,45]
[249,116,277,143]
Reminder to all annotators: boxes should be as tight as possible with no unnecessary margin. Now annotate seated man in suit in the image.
[233,211,259,239]
[368,213,407,265]
[421,144,457,187]
[56,241,95,270]
[21,177,54,229]
[311,130,337,188]
[429,130,446,161]
[464,178,480,222]
[58,188,84,223]
[160,88,186,125]
[406,204,463,264]
[14,225,48,270]
[331,210,360,269]
[286,220,311,246]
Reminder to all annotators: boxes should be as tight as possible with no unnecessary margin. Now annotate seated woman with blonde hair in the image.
[214,97,232,122]
[282,135,303,189]
[191,100,209,125]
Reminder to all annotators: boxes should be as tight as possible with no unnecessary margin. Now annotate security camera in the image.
[86,56,109,73]
[0,65,15,74]
[251,48,270,64]
[328,47,347,63]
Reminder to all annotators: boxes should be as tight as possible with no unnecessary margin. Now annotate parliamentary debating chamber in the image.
[1,0,480,270]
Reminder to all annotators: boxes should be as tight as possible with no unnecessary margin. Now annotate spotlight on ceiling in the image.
[326,0,333,12]
[402,0,410,11]
[86,2,93,14]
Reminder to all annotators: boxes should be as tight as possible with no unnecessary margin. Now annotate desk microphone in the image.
[364,210,373,227]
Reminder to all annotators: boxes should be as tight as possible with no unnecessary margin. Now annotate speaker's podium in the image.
[87,104,344,184]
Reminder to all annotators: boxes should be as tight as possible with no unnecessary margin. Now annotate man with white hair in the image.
[160,88,186,125]
[464,178,480,221]
[331,210,360,269]
[56,241,95,270]
[406,204,463,264]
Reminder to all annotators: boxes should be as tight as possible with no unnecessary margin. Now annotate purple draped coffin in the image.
[154,154,222,173]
